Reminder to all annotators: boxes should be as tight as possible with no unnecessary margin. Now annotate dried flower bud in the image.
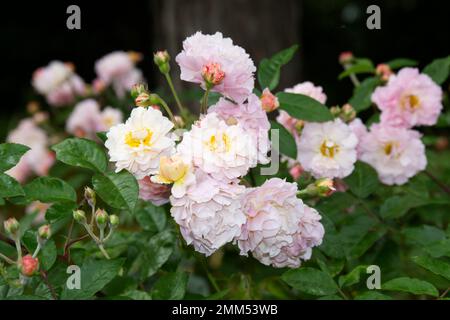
[20,255,39,277]
[4,218,19,236]
[260,88,279,112]
[95,209,109,228]
[153,50,171,74]
[109,214,119,227]
[202,62,225,87]
[38,224,51,240]
[73,210,87,223]
[84,186,96,207]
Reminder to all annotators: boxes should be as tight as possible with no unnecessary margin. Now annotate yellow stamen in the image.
[125,129,153,148]
[401,94,420,110]
[320,140,339,158]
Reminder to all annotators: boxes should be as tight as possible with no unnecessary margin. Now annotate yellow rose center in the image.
[320,140,339,158]
[401,94,420,110]
[206,133,231,153]
[125,128,153,148]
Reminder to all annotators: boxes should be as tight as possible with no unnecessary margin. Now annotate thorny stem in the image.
[0,252,15,265]
[164,72,185,113]
[424,170,450,196]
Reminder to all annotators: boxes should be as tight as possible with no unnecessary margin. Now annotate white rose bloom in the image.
[298,118,358,179]
[177,113,258,180]
[170,169,246,256]
[105,107,175,179]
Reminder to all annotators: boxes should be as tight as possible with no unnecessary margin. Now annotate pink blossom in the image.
[138,176,171,206]
[360,123,427,185]
[237,178,324,268]
[66,99,102,139]
[176,32,256,103]
[285,81,327,104]
[208,94,270,164]
[348,118,368,157]
[260,88,279,112]
[372,67,443,128]
[20,255,39,277]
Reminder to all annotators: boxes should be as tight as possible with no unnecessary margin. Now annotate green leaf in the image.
[61,258,124,300]
[386,58,418,69]
[281,267,338,296]
[0,173,24,198]
[135,202,167,233]
[354,291,392,300]
[52,138,108,173]
[338,58,375,80]
[133,230,175,279]
[38,239,57,271]
[257,44,299,90]
[0,143,30,172]
[412,255,450,281]
[422,55,450,85]
[96,132,107,143]
[338,265,368,288]
[152,272,189,300]
[277,92,333,122]
[24,177,77,203]
[348,226,387,259]
[380,195,429,219]
[382,277,439,297]
[270,121,297,159]
[45,202,77,222]
[344,162,379,198]
[349,77,381,112]
[92,171,138,212]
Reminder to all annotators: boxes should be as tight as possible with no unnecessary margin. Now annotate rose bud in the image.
[20,255,39,277]
[260,88,279,112]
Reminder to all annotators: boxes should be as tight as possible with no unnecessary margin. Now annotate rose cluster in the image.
[104,32,324,268]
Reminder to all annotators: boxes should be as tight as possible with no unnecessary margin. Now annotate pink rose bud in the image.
[339,51,354,65]
[315,178,336,197]
[260,88,279,112]
[202,62,225,87]
[20,255,39,277]
[4,217,19,236]
[93,79,106,94]
[289,164,304,181]
[38,224,51,240]
[135,92,160,107]
[376,64,393,82]
[154,50,171,74]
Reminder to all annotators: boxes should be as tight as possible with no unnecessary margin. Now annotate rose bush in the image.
[0,32,449,300]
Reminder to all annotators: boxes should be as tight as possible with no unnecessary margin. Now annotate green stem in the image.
[158,97,177,126]
[0,252,15,265]
[32,241,42,259]
[98,245,110,260]
[14,237,22,262]
[164,72,185,113]
[201,88,211,114]
[81,222,100,244]
[103,227,114,242]
[344,63,360,87]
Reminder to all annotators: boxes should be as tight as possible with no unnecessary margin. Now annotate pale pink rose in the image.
[138,176,170,206]
[276,110,302,144]
[372,67,443,128]
[237,178,324,268]
[98,107,123,132]
[32,61,85,107]
[208,94,270,164]
[360,124,427,185]
[95,51,143,98]
[170,169,246,256]
[6,119,54,181]
[176,32,256,103]
[348,118,368,157]
[66,99,102,139]
[285,81,327,104]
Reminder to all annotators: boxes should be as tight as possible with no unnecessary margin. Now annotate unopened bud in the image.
[95,209,109,228]
[330,106,341,117]
[130,83,148,99]
[202,62,225,88]
[294,120,305,135]
[158,156,188,183]
[315,178,336,197]
[260,88,279,112]
[340,104,356,122]
[289,164,303,181]
[376,63,393,82]
[109,214,119,227]
[153,50,171,74]
[20,255,39,277]
[73,210,87,223]
[339,51,354,65]
[135,92,160,107]
[84,186,96,207]
[38,224,51,240]
[4,218,19,236]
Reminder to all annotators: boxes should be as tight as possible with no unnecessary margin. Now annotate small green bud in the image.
[38,224,51,240]
[84,186,96,207]
[109,214,119,227]
[135,92,160,107]
[95,209,109,228]
[4,218,19,236]
[340,104,356,122]
[73,210,87,223]
[153,50,171,74]
[130,83,148,99]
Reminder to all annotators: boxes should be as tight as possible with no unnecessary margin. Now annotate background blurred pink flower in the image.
[285,81,327,104]
[138,176,171,206]
[176,32,256,103]
[372,67,443,128]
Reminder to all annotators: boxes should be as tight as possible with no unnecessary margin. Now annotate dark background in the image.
[0,0,449,138]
